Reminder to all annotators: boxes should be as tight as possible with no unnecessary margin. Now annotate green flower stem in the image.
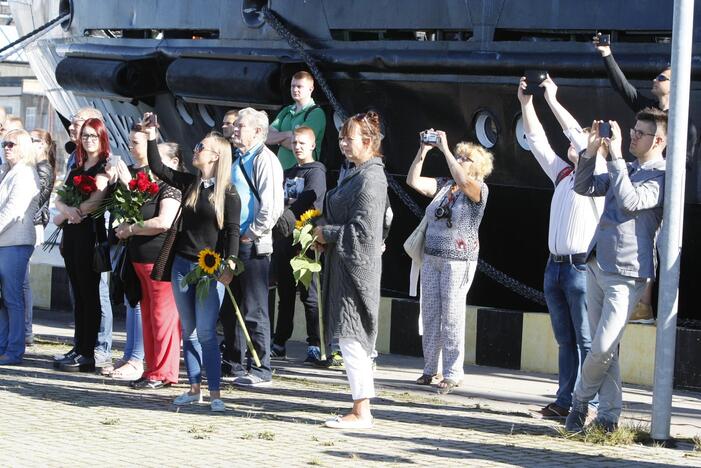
[224,284,261,368]
[314,249,327,361]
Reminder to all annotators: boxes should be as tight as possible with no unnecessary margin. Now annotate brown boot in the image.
[629,303,654,324]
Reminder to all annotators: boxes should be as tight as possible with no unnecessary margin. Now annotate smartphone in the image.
[144,113,158,128]
[598,122,612,138]
[524,70,548,95]
[598,33,611,46]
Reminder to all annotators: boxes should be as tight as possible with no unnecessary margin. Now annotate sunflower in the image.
[295,208,322,230]
[198,248,221,275]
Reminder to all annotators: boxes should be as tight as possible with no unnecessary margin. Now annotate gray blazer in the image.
[573,154,665,279]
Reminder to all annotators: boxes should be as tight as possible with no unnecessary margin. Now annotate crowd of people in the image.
[0,37,676,432]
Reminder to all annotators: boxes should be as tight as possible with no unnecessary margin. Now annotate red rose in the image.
[128,179,137,190]
[136,177,150,192]
[73,175,82,186]
[148,182,159,195]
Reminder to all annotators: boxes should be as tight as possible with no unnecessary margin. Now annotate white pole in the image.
[651,0,695,441]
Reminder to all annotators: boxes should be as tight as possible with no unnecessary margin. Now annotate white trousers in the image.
[339,337,375,401]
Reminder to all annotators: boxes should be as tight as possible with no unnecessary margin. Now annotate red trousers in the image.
[133,262,181,384]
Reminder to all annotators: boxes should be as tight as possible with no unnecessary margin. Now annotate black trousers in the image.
[219,241,272,380]
[62,221,102,357]
[272,238,319,347]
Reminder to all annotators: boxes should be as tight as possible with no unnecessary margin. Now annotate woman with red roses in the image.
[53,118,112,372]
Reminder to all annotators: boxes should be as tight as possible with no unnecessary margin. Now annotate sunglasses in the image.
[31,138,42,144]
[1,141,16,149]
[655,74,670,82]
[193,142,220,156]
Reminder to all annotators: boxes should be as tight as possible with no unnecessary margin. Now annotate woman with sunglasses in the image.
[21,129,56,346]
[312,111,387,429]
[53,118,112,372]
[0,129,40,365]
[114,141,184,390]
[144,113,240,412]
[406,130,493,394]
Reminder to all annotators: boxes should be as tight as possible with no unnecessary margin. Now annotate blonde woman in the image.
[0,129,39,365]
[144,113,240,412]
[406,132,493,394]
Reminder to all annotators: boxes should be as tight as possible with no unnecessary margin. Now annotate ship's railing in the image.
[262,6,546,306]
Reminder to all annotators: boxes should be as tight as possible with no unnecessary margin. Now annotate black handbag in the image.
[111,242,141,307]
[92,219,112,273]
[150,203,183,282]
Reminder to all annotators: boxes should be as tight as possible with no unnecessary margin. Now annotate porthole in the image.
[198,104,215,127]
[176,99,194,125]
[474,110,498,149]
[515,114,530,150]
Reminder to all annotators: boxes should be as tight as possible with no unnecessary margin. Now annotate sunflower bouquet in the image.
[181,248,261,367]
[290,208,326,361]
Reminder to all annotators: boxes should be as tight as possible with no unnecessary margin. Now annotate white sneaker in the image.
[210,399,226,412]
[173,391,203,406]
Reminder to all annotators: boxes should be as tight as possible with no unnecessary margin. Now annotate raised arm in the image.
[146,138,194,192]
[406,134,438,198]
[541,77,582,132]
[434,131,483,203]
[574,121,611,197]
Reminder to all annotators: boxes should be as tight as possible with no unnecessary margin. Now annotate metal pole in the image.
[651,0,694,441]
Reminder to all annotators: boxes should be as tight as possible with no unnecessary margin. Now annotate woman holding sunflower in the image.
[144,113,240,412]
[313,111,387,429]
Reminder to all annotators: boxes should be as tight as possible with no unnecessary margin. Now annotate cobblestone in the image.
[1,338,700,467]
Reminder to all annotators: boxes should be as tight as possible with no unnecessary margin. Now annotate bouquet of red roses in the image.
[43,174,98,251]
[95,170,159,227]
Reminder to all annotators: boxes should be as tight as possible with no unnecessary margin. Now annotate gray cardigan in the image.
[0,163,40,247]
[574,154,665,279]
[321,157,387,354]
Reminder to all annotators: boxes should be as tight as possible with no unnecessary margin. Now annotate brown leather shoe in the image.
[538,403,570,419]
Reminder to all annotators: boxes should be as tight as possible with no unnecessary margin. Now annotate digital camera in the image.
[422,131,439,144]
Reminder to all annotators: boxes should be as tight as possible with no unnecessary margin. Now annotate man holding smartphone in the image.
[594,33,697,323]
[517,76,605,419]
[569,109,668,433]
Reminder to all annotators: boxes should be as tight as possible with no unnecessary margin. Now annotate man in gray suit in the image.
[566,107,668,432]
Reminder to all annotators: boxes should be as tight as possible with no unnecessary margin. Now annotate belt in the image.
[550,253,588,264]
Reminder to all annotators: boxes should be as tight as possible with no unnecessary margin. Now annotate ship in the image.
[7,1,701,384]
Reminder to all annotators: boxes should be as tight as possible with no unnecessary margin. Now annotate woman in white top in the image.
[0,129,40,365]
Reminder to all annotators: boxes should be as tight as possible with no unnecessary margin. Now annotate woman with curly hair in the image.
[407,132,493,394]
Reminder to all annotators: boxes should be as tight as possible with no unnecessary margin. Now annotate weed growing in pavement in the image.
[693,435,701,451]
[307,459,323,466]
[240,432,254,440]
[188,425,215,435]
[558,422,653,446]
[257,431,276,441]
[100,418,120,426]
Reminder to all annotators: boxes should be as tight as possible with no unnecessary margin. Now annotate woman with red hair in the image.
[53,118,112,372]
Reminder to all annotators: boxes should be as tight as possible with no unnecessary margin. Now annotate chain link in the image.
[263,7,545,306]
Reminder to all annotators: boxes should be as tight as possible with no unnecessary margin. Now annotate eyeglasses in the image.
[1,141,16,149]
[456,155,473,163]
[630,128,656,139]
[31,138,42,144]
[193,142,220,156]
[655,74,670,82]
[81,134,99,141]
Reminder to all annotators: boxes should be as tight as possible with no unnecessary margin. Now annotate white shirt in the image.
[525,128,605,255]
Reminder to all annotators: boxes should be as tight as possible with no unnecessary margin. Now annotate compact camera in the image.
[434,205,451,220]
[422,131,439,144]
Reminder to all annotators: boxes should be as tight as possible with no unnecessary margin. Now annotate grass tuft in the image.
[558,422,652,446]
[100,418,120,426]
[257,431,275,441]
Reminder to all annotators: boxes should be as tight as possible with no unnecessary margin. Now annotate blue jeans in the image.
[543,258,592,409]
[221,241,272,380]
[94,271,113,359]
[23,265,32,339]
[122,298,144,361]
[171,255,224,391]
[0,245,34,361]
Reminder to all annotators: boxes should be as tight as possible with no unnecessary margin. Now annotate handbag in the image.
[111,243,141,307]
[403,214,428,297]
[150,202,183,282]
[92,219,112,273]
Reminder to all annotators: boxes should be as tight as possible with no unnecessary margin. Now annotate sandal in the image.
[111,360,144,381]
[436,378,460,395]
[415,374,437,385]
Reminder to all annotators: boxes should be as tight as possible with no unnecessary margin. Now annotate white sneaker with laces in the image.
[173,391,203,406]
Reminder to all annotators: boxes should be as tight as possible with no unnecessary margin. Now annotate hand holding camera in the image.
[420,129,439,146]
[142,113,159,139]
[593,32,612,57]
[523,70,548,96]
